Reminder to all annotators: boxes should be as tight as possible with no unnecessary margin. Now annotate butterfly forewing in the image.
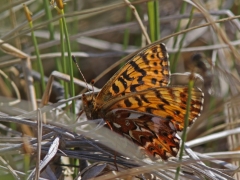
[104,87,204,131]
[95,43,170,106]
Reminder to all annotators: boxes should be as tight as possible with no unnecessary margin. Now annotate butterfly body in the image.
[82,43,204,159]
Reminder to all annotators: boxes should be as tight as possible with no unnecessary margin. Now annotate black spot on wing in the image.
[174,110,181,115]
[139,53,149,65]
[159,79,165,85]
[137,76,144,85]
[166,115,173,121]
[155,90,170,105]
[161,97,170,105]
[112,83,119,93]
[155,90,162,99]
[130,84,139,92]
[159,43,168,61]
[152,46,157,53]
[134,96,142,106]
[141,95,150,103]
[154,70,158,74]
[122,70,134,81]
[180,106,186,110]
[158,104,165,110]
[181,100,187,105]
[146,107,154,114]
[130,61,146,76]
[124,99,132,107]
[118,77,127,89]
[180,91,187,98]
[151,78,157,85]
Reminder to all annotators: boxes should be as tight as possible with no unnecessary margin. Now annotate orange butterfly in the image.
[82,43,204,160]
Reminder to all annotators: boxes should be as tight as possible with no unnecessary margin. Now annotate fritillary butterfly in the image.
[82,43,204,160]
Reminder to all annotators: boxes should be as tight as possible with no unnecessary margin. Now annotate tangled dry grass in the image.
[0,0,240,179]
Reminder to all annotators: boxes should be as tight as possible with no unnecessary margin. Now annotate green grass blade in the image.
[147,1,160,41]
[175,75,194,180]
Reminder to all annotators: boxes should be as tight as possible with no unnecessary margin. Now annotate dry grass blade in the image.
[0,156,20,180]
[0,69,20,106]
[124,0,151,44]
[27,137,59,180]
[21,57,37,110]
[186,127,240,147]
[1,0,240,179]
[0,39,28,58]
[35,108,43,180]
[78,163,107,179]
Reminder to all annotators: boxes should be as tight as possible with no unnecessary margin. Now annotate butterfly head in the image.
[82,92,98,120]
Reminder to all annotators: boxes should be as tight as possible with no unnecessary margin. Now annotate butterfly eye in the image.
[149,147,155,151]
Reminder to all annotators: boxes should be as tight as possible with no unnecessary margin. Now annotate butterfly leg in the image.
[113,152,119,171]
[105,120,113,130]
[76,109,85,121]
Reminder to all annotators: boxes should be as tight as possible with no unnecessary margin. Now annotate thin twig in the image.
[35,109,43,180]
[124,0,151,44]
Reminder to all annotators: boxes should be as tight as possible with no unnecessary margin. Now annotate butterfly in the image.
[82,43,204,160]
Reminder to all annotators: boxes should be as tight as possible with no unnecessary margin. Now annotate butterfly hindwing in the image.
[106,110,180,159]
[103,87,204,131]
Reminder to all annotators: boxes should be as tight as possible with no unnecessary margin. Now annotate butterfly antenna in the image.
[72,55,91,92]
[90,79,95,101]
